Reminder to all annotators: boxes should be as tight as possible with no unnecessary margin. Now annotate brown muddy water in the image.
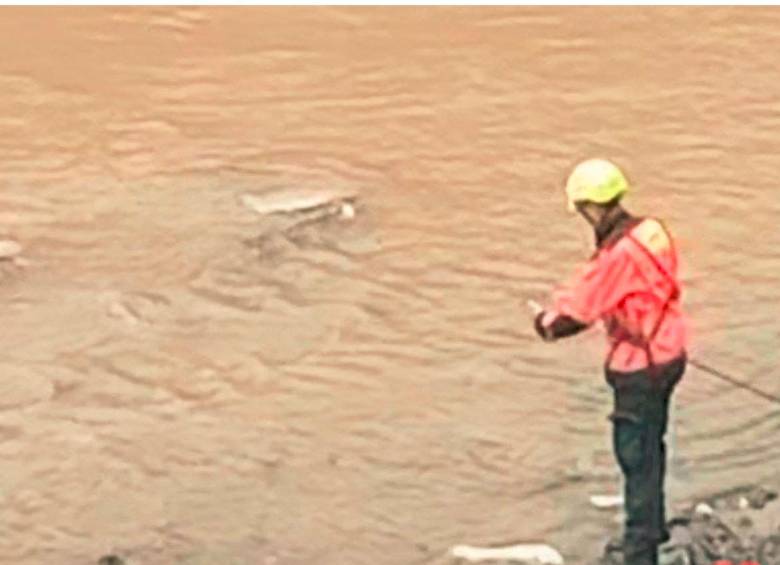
[0,7,779,565]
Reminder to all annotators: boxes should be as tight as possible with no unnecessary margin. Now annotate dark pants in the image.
[605,355,686,565]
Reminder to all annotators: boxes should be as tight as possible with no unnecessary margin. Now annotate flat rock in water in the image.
[240,187,356,215]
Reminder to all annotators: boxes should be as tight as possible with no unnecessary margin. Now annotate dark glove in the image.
[535,312,588,342]
[534,312,554,342]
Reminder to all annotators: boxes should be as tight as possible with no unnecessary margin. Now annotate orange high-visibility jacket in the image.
[546,217,687,372]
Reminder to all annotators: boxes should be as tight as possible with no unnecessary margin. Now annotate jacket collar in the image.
[594,208,637,249]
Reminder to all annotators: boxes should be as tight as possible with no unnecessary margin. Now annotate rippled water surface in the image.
[1,7,779,565]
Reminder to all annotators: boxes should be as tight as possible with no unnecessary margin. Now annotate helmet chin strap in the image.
[576,202,602,227]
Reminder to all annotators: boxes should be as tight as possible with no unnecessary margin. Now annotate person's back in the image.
[592,216,686,372]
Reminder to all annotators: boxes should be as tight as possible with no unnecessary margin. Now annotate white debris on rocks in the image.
[694,502,714,516]
[451,543,565,564]
[590,494,624,509]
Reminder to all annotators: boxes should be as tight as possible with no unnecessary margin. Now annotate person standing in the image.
[531,159,688,565]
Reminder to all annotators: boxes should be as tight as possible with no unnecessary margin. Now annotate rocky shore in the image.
[600,486,779,565]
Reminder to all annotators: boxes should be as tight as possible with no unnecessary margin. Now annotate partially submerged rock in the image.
[704,485,777,512]
[240,188,357,219]
[240,187,362,260]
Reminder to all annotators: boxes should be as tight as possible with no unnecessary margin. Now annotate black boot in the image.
[624,543,658,565]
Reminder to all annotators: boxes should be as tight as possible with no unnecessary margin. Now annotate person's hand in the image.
[527,300,555,342]
[526,299,544,316]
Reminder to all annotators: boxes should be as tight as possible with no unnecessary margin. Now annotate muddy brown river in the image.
[0,7,779,565]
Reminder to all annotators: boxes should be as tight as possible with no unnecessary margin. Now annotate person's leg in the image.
[610,371,658,565]
[645,391,667,550]
[613,414,659,565]
[655,356,686,545]
[607,357,687,564]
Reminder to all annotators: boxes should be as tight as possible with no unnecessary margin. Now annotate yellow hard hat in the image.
[565,159,629,212]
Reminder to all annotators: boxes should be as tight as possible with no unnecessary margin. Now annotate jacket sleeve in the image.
[537,245,640,340]
[557,248,639,323]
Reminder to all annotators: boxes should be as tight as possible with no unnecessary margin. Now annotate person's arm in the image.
[533,248,637,342]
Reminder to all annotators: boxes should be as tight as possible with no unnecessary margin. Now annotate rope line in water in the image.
[690,358,780,405]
